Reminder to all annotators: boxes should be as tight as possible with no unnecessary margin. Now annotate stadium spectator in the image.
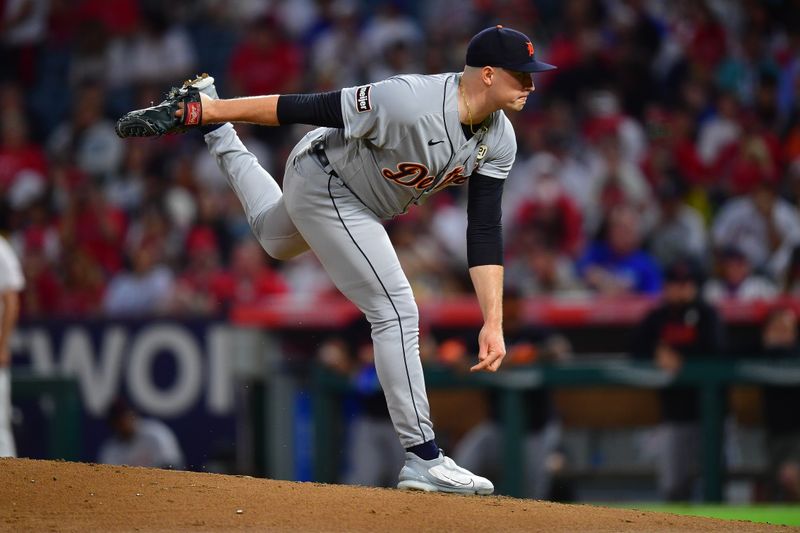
[307,0,363,90]
[98,398,184,470]
[226,239,289,305]
[703,246,778,302]
[758,306,800,501]
[106,6,196,88]
[506,237,586,298]
[228,15,303,98]
[0,0,49,87]
[55,247,105,316]
[631,259,726,501]
[102,243,174,316]
[388,215,462,302]
[647,178,709,269]
[712,179,800,280]
[47,82,124,180]
[168,227,231,315]
[510,153,584,258]
[576,204,663,295]
[0,100,47,195]
[59,185,126,276]
[697,91,742,168]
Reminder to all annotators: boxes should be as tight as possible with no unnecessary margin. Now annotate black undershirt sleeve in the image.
[467,172,504,267]
[276,91,344,128]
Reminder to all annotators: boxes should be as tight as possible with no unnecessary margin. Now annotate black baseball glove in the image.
[115,83,205,138]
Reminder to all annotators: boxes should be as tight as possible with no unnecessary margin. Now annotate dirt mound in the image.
[0,458,788,532]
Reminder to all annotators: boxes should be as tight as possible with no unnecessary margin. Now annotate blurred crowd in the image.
[3,0,800,318]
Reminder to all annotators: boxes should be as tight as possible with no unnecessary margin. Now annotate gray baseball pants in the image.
[205,124,434,448]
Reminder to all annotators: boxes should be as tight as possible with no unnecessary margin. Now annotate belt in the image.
[311,141,338,177]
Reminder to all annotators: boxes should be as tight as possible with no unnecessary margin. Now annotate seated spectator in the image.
[758,306,800,501]
[631,259,726,501]
[47,82,124,180]
[0,105,47,195]
[451,288,573,499]
[577,204,663,295]
[59,176,127,276]
[169,228,232,315]
[583,131,657,236]
[227,15,303,97]
[512,160,584,258]
[56,247,105,316]
[98,398,184,470]
[697,91,741,168]
[106,6,196,88]
[102,243,174,316]
[647,178,709,269]
[308,0,363,90]
[703,246,778,302]
[227,239,289,305]
[389,215,463,301]
[505,238,587,298]
[712,179,800,280]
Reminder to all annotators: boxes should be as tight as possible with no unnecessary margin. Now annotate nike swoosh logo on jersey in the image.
[427,139,445,146]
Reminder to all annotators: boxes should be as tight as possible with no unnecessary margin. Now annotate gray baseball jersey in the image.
[322,72,517,218]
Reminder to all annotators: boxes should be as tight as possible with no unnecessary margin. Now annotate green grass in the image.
[617,504,800,526]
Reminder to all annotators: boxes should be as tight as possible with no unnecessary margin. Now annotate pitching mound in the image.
[0,458,788,532]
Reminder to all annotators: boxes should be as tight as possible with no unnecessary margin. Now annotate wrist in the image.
[202,99,216,124]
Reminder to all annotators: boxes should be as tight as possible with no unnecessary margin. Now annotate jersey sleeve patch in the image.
[355,85,372,113]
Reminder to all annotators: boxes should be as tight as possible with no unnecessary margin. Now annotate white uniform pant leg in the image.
[0,368,16,457]
[204,124,309,260]
[282,153,433,448]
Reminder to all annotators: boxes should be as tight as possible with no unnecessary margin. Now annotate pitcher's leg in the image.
[204,123,309,260]
[283,169,433,447]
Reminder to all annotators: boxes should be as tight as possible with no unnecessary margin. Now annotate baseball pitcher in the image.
[116,25,555,494]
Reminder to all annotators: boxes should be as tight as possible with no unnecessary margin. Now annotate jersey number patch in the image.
[355,85,372,113]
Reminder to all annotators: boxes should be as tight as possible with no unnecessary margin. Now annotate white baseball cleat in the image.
[397,452,494,495]
[182,73,218,100]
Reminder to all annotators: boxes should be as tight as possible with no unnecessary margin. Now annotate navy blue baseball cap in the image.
[466,25,556,73]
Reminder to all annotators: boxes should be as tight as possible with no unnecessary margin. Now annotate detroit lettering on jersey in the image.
[381,163,469,192]
[320,73,517,219]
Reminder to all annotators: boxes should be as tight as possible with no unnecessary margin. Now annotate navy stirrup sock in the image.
[406,440,439,460]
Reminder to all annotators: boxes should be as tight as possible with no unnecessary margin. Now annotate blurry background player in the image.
[0,204,23,457]
[451,288,572,499]
[317,317,405,488]
[98,398,185,470]
[757,306,800,501]
[631,259,726,501]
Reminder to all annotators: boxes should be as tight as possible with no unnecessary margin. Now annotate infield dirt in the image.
[0,458,792,532]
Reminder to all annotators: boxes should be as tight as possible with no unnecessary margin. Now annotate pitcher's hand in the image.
[470,324,506,372]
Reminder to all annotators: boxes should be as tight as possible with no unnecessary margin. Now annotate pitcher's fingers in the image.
[175,102,184,118]
[470,352,501,372]
[488,354,506,372]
